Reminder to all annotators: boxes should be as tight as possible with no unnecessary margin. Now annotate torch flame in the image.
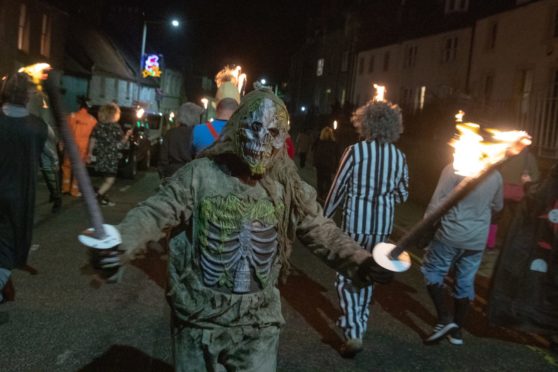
[455,110,465,123]
[18,63,51,89]
[333,120,338,130]
[373,84,386,102]
[450,123,532,177]
[200,98,209,110]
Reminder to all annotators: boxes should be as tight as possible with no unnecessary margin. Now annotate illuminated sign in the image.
[142,54,163,78]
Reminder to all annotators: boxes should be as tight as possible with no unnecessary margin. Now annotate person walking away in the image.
[158,102,204,179]
[87,103,131,206]
[63,98,97,198]
[295,130,312,168]
[192,98,238,156]
[0,73,47,303]
[324,100,409,357]
[421,162,503,345]
[313,126,339,201]
[28,89,62,213]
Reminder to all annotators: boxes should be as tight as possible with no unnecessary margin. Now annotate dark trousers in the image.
[299,152,307,168]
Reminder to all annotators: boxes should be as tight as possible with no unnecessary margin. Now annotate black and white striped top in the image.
[324,140,409,235]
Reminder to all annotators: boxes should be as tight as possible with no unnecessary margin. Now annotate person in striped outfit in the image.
[324,100,409,357]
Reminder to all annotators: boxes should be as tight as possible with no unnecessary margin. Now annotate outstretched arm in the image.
[296,181,392,287]
[115,164,196,262]
[324,146,353,218]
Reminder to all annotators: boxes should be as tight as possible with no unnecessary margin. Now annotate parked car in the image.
[89,106,152,179]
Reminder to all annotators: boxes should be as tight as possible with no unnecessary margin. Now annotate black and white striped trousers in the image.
[335,233,388,341]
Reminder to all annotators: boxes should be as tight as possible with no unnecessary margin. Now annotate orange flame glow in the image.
[373,84,386,102]
[450,123,531,177]
[18,63,51,89]
[455,110,465,123]
[215,65,247,95]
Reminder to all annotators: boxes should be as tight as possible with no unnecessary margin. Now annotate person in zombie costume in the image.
[324,100,409,357]
[63,98,97,197]
[80,86,393,371]
[0,73,47,303]
[28,89,62,213]
[489,162,558,354]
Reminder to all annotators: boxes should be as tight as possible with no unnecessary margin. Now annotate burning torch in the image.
[373,115,532,272]
[39,70,121,279]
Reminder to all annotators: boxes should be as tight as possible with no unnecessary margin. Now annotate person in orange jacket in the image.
[63,98,97,197]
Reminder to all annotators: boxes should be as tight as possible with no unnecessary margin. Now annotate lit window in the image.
[316,58,324,76]
[40,14,51,57]
[419,86,427,110]
[17,4,29,52]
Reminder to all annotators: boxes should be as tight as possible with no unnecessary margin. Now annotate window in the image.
[518,69,533,115]
[383,52,390,71]
[40,14,52,57]
[341,51,349,72]
[484,74,494,104]
[17,4,29,52]
[126,81,131,100]
[486,22,498,50]
[0,1,5,39]
[316,58,324,76]
[445,0,469,14]
[358,57,364,75]
[441,37,458,63]
[403,45,418,68]
[99,77,106,98]
[367,55,375,73]
[419,86,427,110]
[553,9,558,38]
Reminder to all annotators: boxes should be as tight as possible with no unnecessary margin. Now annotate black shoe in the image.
[425,322,458,344]
[447,327,464,345]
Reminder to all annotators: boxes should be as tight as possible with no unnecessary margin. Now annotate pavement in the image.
[0,163,554,371]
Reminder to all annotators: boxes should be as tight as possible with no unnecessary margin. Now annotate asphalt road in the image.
[0,168,556,371]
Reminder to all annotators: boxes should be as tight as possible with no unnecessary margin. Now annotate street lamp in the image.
[137,18,181,104]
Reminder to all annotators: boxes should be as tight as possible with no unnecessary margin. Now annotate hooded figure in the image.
[81,87,392,371]
[0,73,47,303]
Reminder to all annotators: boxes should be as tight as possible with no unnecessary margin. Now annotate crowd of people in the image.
[0,65,556,371]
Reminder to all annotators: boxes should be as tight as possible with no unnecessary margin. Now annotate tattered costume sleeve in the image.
[116,164,195,262]
[296,181,373,288]
[324,145,354,218]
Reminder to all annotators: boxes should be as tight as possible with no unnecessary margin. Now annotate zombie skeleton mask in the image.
[231,88,289,175]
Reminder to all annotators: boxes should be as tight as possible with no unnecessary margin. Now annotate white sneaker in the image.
[425,322,458,344]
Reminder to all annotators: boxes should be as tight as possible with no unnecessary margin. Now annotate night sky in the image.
[50,0,322,84]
